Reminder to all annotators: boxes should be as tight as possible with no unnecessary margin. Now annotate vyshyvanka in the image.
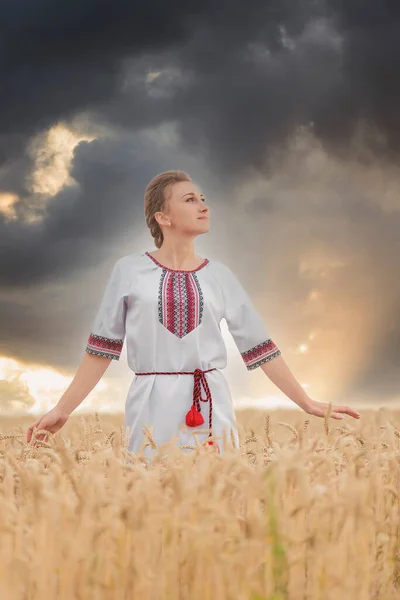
[85,251,281,458]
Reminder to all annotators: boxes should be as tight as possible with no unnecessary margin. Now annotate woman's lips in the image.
[198,217,208,220]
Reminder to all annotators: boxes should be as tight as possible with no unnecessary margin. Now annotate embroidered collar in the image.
[144,251,209,273]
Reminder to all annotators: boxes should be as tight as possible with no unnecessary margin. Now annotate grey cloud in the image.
[0,131,212,287]
[1,1,400,175]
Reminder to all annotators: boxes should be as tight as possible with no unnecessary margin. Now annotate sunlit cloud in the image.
[145,70,161,84]
[27,123,96,197]
[0,355,111,415]
[0,192,19,221]
[298,252,347,280]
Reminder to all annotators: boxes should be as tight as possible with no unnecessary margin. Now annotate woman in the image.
[26,170,360,457]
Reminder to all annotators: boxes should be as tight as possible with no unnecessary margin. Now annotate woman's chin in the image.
[197,221,210,230]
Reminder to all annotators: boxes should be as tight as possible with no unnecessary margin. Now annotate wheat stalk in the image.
[278,422,299,440]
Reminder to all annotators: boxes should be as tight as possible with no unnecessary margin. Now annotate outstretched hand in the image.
[304,398,361,420]
[26,406,70,444]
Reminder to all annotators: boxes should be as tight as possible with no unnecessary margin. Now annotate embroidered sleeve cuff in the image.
[85,333,124,361]
[241,339,281,371]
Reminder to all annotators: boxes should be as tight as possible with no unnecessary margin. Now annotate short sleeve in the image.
[85,257,128,360]
[218,263,281,370]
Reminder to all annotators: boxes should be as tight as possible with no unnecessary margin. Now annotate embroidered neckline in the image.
[144,251,209,273]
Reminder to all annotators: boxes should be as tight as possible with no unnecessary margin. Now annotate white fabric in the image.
[85,251,281,459]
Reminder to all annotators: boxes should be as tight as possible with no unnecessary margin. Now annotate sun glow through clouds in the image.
[0,356,109,415]
[27,123,96,197]
[0,192,18,221]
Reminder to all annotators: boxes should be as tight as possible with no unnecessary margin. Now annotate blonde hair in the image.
[144,170,192,249]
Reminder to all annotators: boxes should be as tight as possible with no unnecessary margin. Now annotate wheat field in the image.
[0,407,399,600]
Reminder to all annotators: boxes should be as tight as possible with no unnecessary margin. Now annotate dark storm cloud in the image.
[0,132,208,287]
[0,0,215,166]
[321,1,400,155]
[1,1,400,173]
[161,1,400,174]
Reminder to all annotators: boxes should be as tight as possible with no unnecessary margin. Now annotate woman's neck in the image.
[149,246,204,271]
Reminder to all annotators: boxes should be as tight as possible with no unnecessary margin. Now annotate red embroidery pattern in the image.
[145,251,209,274]
[86,333,124,360]
[144,251,209,339]
[242,339,281,370]
[159,270,204,338]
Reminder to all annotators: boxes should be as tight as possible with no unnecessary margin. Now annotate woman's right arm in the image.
[56,352,113,415]
[26,353,112,443]
[59,255,128,415]
[26,256,129,443]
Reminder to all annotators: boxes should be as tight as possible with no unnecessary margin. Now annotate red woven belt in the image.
[134,368,219,451]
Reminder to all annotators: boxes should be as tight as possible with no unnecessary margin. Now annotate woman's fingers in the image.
[27,419,42,442]
[306,400,361,420]
[34,427,51,442]
[330,412,345,420]
[332,405,361,419]
[27,423,51,444]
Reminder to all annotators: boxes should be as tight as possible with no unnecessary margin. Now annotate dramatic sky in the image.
[1,0,400,415]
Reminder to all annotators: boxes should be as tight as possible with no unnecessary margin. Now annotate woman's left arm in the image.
[260,354,361,420]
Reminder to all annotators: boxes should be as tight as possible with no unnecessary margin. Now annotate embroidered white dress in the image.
[85,251,281,458]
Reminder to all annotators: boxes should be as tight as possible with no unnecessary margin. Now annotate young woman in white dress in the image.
[26,170,361,457]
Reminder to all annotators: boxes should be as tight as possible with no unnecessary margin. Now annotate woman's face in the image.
[159,180,210,236]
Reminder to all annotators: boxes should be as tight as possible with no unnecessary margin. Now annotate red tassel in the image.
[185,404,204,427]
